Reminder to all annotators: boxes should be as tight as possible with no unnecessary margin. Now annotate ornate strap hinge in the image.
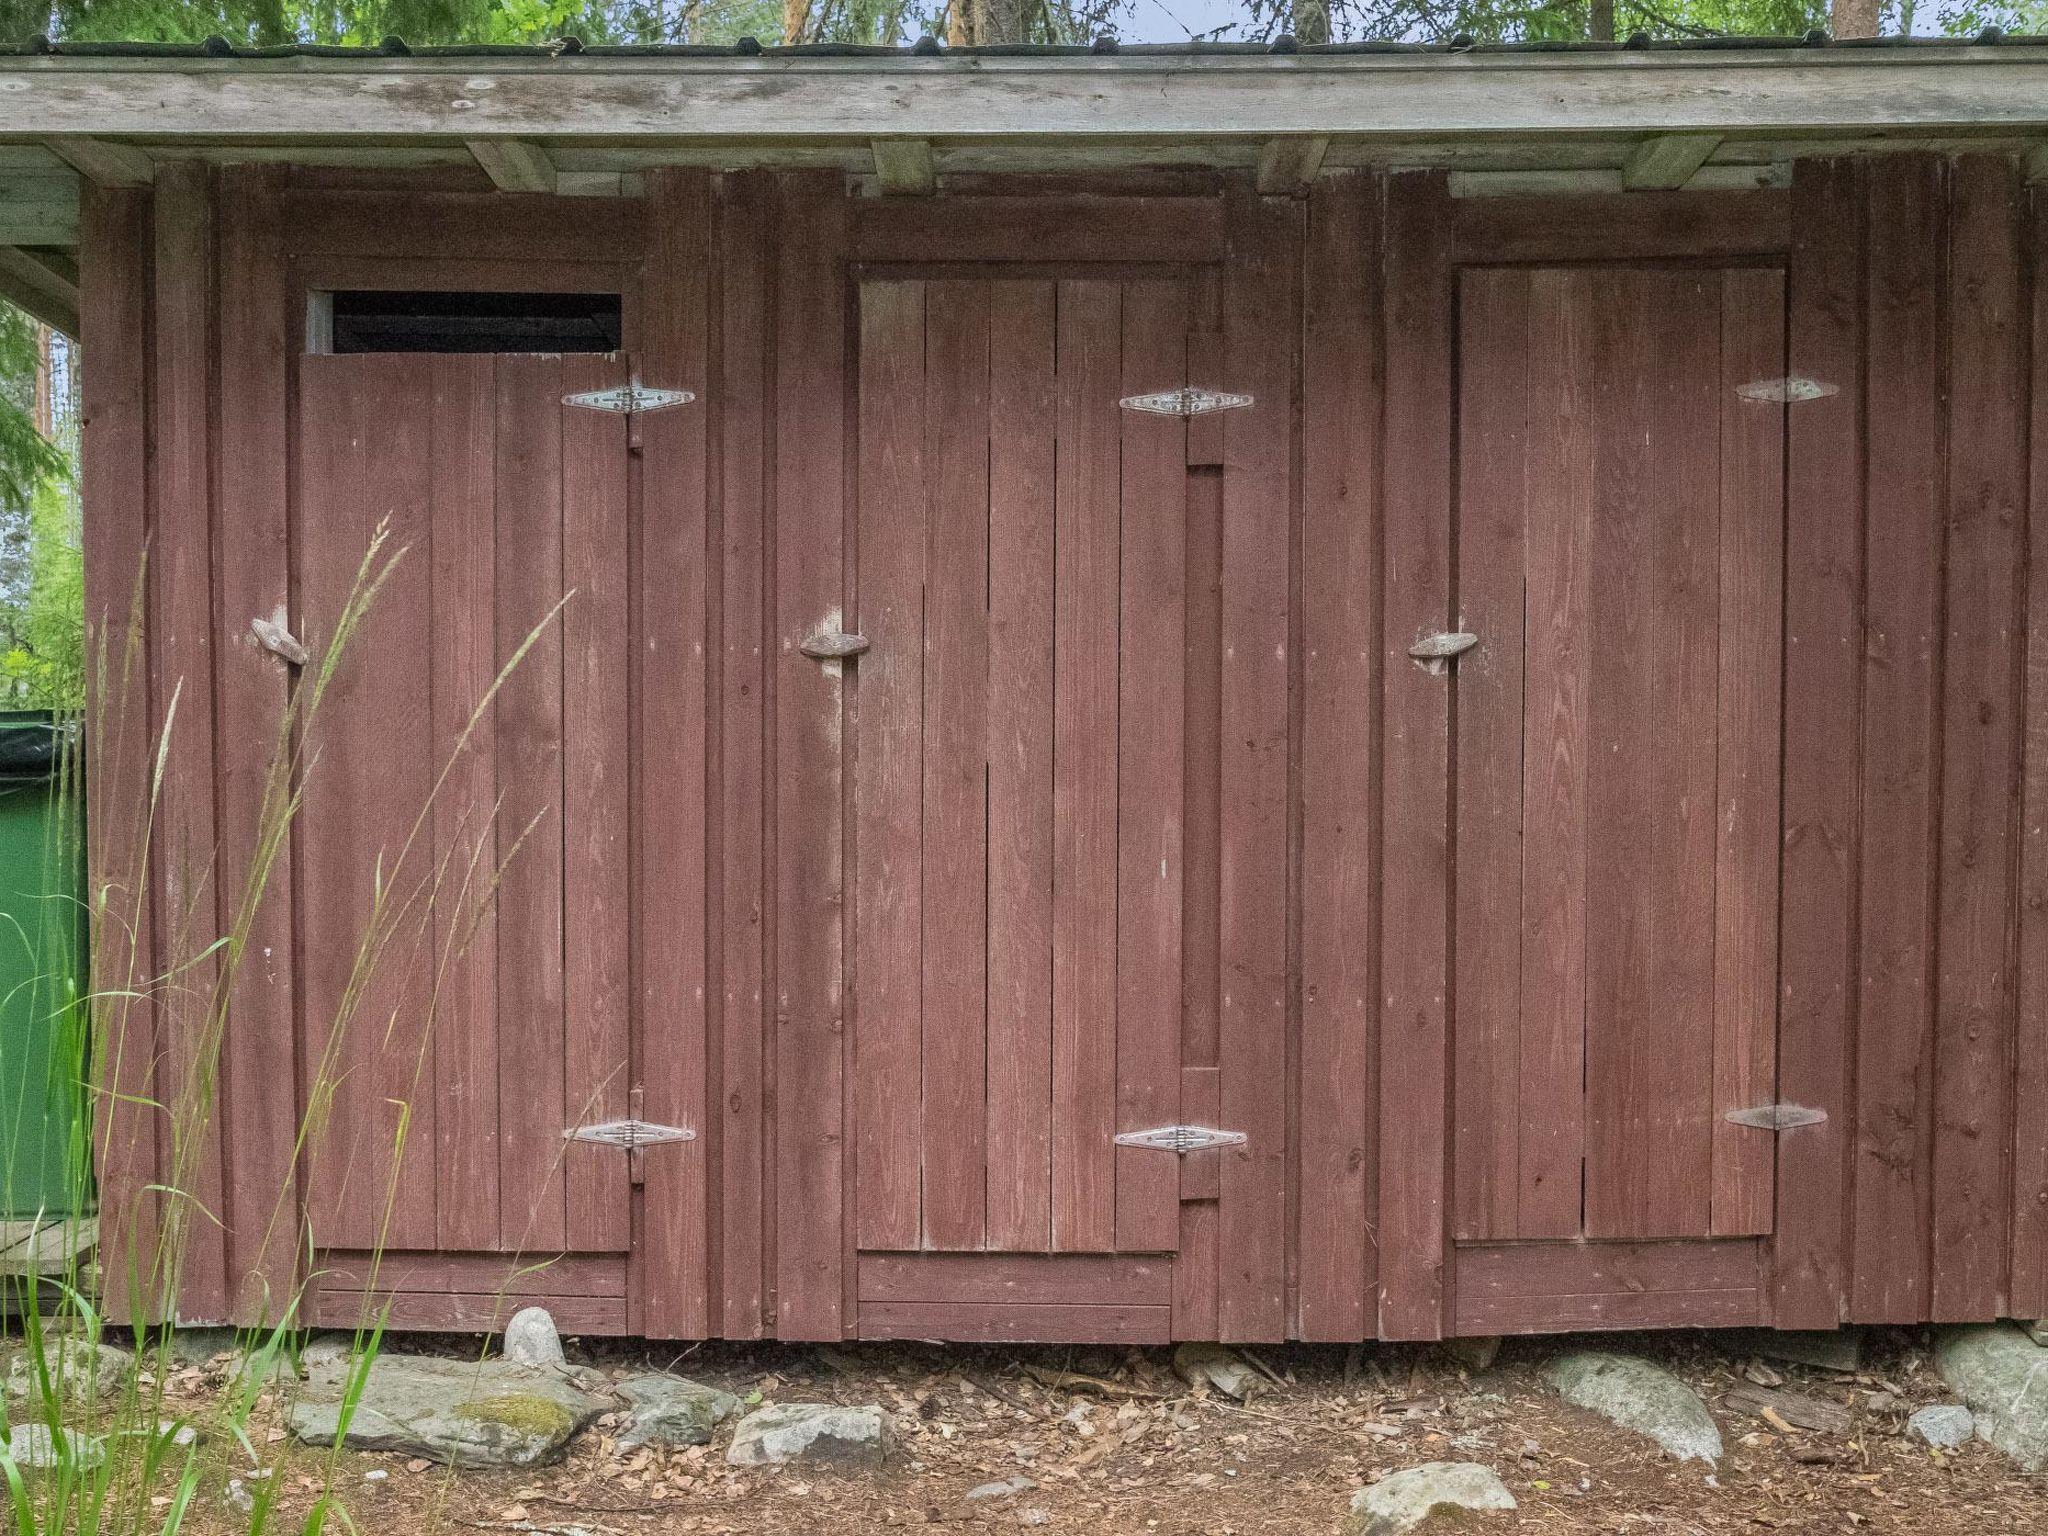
[1723,1104,1827,1131]
[563,382,696,414]
[1734,377,1838,405]
[1118,387,1253,417]
[1114,1125,1247,1154]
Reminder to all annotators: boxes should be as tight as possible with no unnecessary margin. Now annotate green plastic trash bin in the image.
[0,712,89,1220]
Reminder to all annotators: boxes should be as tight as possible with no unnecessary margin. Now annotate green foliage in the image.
[2,479,83,710]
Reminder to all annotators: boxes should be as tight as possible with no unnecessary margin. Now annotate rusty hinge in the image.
[1114,1125,1247,1154]
[1407,631,1479,675]
[1723,1103,1827,1131]
[1119,387,1253,417]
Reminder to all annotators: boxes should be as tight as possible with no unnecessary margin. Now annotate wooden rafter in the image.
[43,134,153,186]
[871,137,935,196]
[1621,132,1721,190]
[0,245,76,334]
[466,137,556,193]
[1255,135,1330,195]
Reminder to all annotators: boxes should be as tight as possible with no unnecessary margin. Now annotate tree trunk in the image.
[1589,0,1615,40]
[1832,0,1879,35]
[783,0,809,43]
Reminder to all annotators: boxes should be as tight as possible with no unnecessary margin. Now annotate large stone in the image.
[615,1374,740,1448]
[1173,1342,1260,1402]
[502,1307,565,1370]
[1345,1463,1517,1536]
[5,1424,104,1470]
[1935,1325,2048,1472]
[1907,1404,1974,1450]
[1546,1351,1722,1464]
[286,1353,607,1468]
[726,1403,886,1468]
[3,1335,133,1407]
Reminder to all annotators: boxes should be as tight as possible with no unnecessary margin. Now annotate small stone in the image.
[165,1327,240,1366]
[225,1478,254,1514]
[614,1374,740,1448]
[1907,1404,1974,1449]
[3,1335,133,1406]
[1441,1336,1503,1373]
[502,1307,565,1370]
[5,1423,103,1470]
[363,1468,389,1483]
[726,1402,886,1468]
[1935,1325,2048,1472]
[1724,1328,1862,1374]
[2027,1321,2048,1349]
[966,1475,1037,1500]
[1345,1462,1517,1536]
[1173,1342,1259,1402]
[300,1333,356,1368]
[286,1354,607,1468]
[1547,1351,1722,1464]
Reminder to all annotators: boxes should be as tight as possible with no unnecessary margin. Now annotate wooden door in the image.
[1452,267,1786,1244]
[295,353,632,1262]
[852,277,1193,1255]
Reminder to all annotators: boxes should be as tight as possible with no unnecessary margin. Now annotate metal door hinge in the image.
[800,630,871,661]
[1735,377,1837,405]
[1723,1103,1827,1131]
[564,383,696,414]
[1115,1125,1247,1154]
[250,604,309,667]
[1119,387,1253,417]
[1408,631,1480,675]
[564,1119,696,1149]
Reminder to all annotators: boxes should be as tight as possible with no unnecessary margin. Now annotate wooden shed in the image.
[14,36,2048,1344]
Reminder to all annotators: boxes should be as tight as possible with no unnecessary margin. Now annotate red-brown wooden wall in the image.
[77,153,2047,1342]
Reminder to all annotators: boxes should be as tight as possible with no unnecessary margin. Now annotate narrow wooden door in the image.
[295,353,632,1262]
[1452,267,1787,1243]
[852,277,1193,1255]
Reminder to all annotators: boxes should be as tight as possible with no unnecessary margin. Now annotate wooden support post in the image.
[1622,133,1720,191]
[0,246,77,335]
[871,138,935,196]
[44,135,154,187]
[1255,136,1329,197]
[466,137,556,194]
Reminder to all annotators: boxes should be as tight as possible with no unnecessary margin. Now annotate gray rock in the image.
[3,1335,133,1406]
[614,1374,740,1448]
[2027,1321,2048,1349]
[1441,1336,1502,1373]
[5,1423,103,1470]
[1907,1403,1975,1450]
[502,1307,565,1370]
[965,1475,1037,1500]
[1546,1351,1722,1464]
[299,1333,356,1368]
[1935,1325,2048,1472]
[286,1353,606,1468]
[1173,1342,1259,1402]
[1724,1328,1863,1374]
[165,1328,240,1366]
[726,1403,886,1468]
[1345,1463,1517,1536]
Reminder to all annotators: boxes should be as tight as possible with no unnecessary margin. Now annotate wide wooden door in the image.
[295,353,632,1264]
[852,276,1194,1255]
[1452,267,1787,1244]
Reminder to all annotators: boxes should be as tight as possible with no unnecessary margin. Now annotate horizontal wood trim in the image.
[280,188,644,262]
[857,1252,1174,1306]
[1451,189,1790,262]
[10,54,2048,142]
[858,1299,1173,1343]
[855,196,1223,264]
[312,1251,629,1297]
[1454,1238,1766,1334]
[307,1290,630,1333]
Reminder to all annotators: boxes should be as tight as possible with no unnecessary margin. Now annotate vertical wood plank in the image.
[1712,266,1788,1240]
[1377,171,1453,1341]
[851,277,926,1253]
[1450,267,1530,1243]
[150,163,231,1320]
[562,354,633,1256]
[80,185,161,1325]
[638,169,713,1333]
[1512,270,1591,1241]
[1931,154,2025,1323]
[429,355,501,1255]
[1775,157,1864,1330]
[213,164,299,1322]
[773,171,851,1337]
[1050,278,1121,1255]
[717,170,772,1337]
[920,279,992,1252]
[1114,277,1187,1256]
[985,279,1057,1255]
[1297,171,1379,1338]
[1851,155,1945,1315]
[1218,185,1294,1340]
[2015,177,2048,1322]
[494,355,568,1255]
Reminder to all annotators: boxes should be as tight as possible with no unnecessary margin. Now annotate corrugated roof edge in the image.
[11,29,2043,58]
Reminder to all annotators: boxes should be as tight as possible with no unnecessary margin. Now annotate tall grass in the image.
[0,526,579,1535]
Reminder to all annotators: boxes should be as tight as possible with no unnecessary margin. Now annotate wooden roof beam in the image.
[466,137,557,193]
[43,135,153,186]
[1255,135,1330,195]
[1621,132,1721,190]
[0,246,78,336]
[871,137,935,195]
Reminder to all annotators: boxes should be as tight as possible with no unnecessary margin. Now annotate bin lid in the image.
[0,713,74,778]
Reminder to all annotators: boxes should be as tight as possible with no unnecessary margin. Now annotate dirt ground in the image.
[150,1328,2044,1534]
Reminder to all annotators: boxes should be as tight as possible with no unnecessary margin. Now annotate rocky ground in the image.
[9,1319,2048,1534]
